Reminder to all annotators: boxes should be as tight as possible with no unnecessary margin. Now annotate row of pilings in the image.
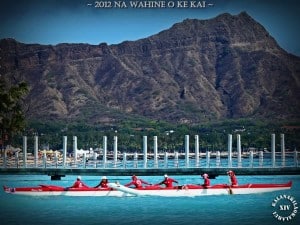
[1,133,298,168]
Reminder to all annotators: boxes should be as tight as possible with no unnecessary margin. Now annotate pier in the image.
[0,133,299,179]
[0,167,299,178]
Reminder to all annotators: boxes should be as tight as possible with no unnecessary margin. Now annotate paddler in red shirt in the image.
[227,170,238,186]
[201,173,211,188]
[68,176,89,188]
[156,174,178,188]
[125,175,151,188]
[94,176,109,188]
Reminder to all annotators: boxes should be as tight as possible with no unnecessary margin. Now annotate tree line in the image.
[13,118,300,154]
[0,77,299,153]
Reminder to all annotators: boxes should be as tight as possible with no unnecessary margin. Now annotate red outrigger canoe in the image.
[3,181,292,197]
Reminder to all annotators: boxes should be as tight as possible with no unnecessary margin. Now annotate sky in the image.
[0,0,300,56]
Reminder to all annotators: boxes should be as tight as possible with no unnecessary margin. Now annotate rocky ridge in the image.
[1,12,299,124]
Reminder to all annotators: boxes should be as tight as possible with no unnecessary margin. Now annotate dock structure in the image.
[0,167,299,179]
[0,133,299,179]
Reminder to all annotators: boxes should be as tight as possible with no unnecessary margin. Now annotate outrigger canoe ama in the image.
[3,181,292,197]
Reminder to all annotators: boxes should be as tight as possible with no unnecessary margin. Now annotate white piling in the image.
[23,136,27,168]
[271,133,276,167]
[281,134,285,167]
[153,136,158,168]
[249,151,254,167]
[294,149,298,167]
[62,136,67,168]
[103,136,107,168]
[164,152,168,168]
[54,151,58,168]
[228,134,232,167]
[113,136,118,167]
[195,135,200,167]
[62,136,68,167]
[216,151,221,167]
[237,134,242,167]
[134,152,138,168]
[43,151,47,168]
[174,151,179,168]
[73,136,77,165]
[259,151,263,167]
[185,135,189,167]
[206,151,210,168]
[15,152,19,168]
[83,153,86,168]
[143,136,147,168]
[93,152,97,168]
[3,149,7,168]
[123,152,127,168]
[34,136,38,167]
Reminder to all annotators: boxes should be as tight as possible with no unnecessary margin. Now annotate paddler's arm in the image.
[64,186,71,190]
[155,180,164,186]
[81,182,90,188]
[124,181,133,187]
[141,179,152,185]
[93,184,100,188]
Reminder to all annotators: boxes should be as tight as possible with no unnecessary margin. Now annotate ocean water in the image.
[0,175,299,225]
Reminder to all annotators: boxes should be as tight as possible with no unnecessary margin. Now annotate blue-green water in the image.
[0,175,299,225]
